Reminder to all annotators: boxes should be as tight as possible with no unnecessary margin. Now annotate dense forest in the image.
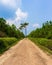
[0,18,24,38]
[29,21,52,39]
[0,18,25,54]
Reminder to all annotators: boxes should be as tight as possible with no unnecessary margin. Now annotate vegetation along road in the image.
[0,38,52,65]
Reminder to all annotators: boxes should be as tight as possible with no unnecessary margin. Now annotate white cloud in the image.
[6,19,19,28]
[0,0,28,28]
[7,19,21,29]
[6,8,28,28]
[33,23,40,28]
[0,0,22,8]
[15,8,28,21]
[6,19,14,25]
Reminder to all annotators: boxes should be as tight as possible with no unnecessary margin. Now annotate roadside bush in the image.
[0,38,17,54]
[29,38,52,52]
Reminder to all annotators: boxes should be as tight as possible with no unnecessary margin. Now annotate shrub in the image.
[29,38,52,54]
[0,38,17,54]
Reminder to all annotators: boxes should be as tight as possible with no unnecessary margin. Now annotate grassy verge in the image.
[0,37,20,54]
[29,37,52,54]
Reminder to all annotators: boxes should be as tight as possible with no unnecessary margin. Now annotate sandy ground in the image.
[0,38,52,65]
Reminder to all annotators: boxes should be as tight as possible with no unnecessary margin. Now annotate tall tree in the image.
[28,21,52,39]
[19,22,29,37]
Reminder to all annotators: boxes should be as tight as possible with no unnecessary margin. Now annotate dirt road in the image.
[0,38,52,65]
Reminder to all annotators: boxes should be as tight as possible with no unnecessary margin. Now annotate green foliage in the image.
[28,21,52,39]
[29,38,52,54]
[0,18,24,38]
[0,38,17,54]
[0,18,24,54]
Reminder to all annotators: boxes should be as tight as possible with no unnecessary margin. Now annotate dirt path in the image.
[0,38,52,65]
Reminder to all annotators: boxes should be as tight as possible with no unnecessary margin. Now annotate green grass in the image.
[0,37,19,54]
[29,37,52,54]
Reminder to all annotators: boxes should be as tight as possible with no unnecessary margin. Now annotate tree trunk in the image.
[25,27,27,37]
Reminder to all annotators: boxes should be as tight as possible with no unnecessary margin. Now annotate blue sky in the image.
[0,0,52,34]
